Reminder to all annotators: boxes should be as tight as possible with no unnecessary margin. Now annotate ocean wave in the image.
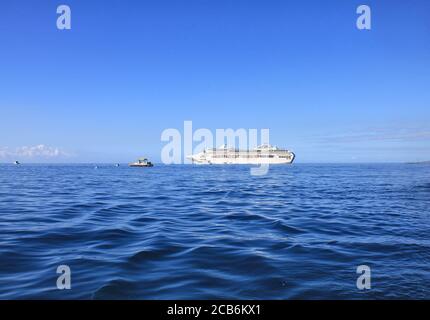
[0,164,429,299]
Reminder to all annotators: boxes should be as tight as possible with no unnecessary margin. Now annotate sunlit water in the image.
[0,163,429,299]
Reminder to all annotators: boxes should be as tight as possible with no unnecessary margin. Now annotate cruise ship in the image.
[187,144,295,165]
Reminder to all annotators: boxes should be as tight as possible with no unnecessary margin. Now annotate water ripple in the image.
[0,163,429,299]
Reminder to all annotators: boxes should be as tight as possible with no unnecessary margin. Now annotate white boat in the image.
[129,158,154,167]
[187,144,295,165]
[14,160,20,165]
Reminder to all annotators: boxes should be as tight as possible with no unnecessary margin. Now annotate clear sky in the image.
[1,0,429,163]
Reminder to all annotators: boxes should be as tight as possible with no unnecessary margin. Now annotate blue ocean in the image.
[0,164,429,299]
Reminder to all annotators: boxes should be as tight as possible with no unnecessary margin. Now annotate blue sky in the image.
[1,0,429,163]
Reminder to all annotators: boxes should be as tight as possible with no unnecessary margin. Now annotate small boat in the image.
[14,160,20,165]
[129,157,153,167]
[115,164,120,167]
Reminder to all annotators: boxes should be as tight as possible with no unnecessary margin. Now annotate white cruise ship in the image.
[187,144,295,165]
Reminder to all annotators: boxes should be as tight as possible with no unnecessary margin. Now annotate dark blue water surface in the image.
[0,164,429,299]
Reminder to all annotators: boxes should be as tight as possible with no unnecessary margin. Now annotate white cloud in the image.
[0,144,69,159]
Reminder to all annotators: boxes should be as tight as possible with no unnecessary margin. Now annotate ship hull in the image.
[129,164,153,167]
[192,158,294,165]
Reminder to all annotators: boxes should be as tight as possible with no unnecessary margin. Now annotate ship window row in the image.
[211,154,275,158]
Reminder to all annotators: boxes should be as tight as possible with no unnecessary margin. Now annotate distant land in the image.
[407,160,430,164]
